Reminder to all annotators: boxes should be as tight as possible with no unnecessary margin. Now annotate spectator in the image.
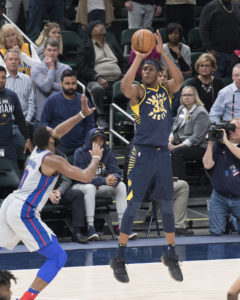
[49,149,88,244]
[31,38,71,123]
[40,69,95,156]
[0,24,40,75]
[161,22,192,79]
[0,269,17,300]
[124,1,162,29]
[4,49,35,156]
[75,0,114,41]
[209,63,240,123]
[146,179,193,236]
[186,53,224,112]
[73,128,136,241]
[5,0,29,26]
[35,22,63,61]
[199,0,240,78]
[203,118,240,236]
[163,0,196,38]
[76,20,128,129]
[169,85,210,180]
[0,65,33,164]
[28,0,65,41]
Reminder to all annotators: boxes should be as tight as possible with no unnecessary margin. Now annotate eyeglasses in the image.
[199,64,211,68]
[181,94,194,97]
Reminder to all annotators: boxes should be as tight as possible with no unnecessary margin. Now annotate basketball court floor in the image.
[1,235,240,300]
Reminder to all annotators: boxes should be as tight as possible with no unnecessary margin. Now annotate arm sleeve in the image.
[20,44,41,67]
[25,80,36,122]
[31,67,56,94]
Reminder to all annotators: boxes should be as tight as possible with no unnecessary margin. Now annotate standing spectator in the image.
[35,22,63,61]
[4,49,35,152]
[124,1,162,29]
[0,65,33,164]
[161,23,192,78]
[163,0,196,38]
[199,0,240,78]
[72,128,134,241]
[209,63,240,122]
[169,86,210,180]
[76,20,128,129]
[40,69,95,156]
[186,53,224,112]
[28,0,65,41]
[203,118,240,236]
[5,0,29,25]
[31,38,71,123]
[0,269,17,300]
[0,24,40,75]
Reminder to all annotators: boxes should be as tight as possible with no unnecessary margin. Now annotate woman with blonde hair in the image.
[35,22,63,60]
[168,85,211,180]
[0,23,40,75]
[185,53,224,112]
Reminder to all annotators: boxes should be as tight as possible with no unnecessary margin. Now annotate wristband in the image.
[79,111,85,119]
[92,155,101,161]
[162,52,168,57]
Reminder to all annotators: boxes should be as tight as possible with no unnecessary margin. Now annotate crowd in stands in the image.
[0,0,240,241]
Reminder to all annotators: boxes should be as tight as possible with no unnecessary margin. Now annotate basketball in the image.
[131,29,156,53]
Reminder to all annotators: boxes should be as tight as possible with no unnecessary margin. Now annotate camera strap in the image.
[232,94,235,118]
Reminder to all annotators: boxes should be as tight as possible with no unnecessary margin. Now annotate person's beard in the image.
[63,87,76,96]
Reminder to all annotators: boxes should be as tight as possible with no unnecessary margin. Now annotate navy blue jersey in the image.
[131,84,172,147]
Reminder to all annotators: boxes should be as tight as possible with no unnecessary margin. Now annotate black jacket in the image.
[76,38,128,85]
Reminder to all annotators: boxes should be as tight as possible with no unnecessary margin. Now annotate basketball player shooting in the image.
[110,30,184,283]
[0,94,103,300]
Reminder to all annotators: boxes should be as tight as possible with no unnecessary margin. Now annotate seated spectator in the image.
[35,22,63,61]
[209,63,240,123]
[76,20,128,129]
[146,179,193,236]
[161,22,192,79]
[129,41,160,82]
[203,118,240,236]
[4,49,35,152]
[186,53,224,112]
[72,128,137,241]
[0,66,33,166]
[0,269,17,300]
[0,24,40,75]
[31,38,71,123]
[169,86,210,180]
[49,149,88,244]
[40,69,95,156]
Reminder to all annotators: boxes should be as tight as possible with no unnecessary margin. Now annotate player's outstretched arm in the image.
[155,30,183,95]
[53,94,95,139]
[42,142,103,182]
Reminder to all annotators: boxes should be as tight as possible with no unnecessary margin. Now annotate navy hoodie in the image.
[74,128,122,186]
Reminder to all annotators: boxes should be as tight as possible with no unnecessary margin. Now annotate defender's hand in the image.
[80,94,95,118]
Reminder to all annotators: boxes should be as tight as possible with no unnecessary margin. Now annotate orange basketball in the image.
[131,29,156,53]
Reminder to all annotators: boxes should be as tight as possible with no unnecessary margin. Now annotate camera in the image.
[208,122,236,142]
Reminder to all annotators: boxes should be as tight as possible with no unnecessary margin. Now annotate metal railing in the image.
[1,13,86,94]
[109,103,135,148]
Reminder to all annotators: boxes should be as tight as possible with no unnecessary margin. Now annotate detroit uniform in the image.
[0,147,58,251]
[120,83,175,234]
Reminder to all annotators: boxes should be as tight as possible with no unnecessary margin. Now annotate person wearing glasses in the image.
[169,85,210,180]
[186,53,224,112]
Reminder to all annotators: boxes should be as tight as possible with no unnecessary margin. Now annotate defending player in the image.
[0,94,103,300]
[110,30,184,283]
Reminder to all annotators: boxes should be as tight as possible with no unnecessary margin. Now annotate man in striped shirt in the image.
[4,48,35,150]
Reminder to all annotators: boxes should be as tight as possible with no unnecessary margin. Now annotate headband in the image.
[143,60,160,72]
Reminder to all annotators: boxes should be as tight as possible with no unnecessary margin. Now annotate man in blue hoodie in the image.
[72,128,137,241]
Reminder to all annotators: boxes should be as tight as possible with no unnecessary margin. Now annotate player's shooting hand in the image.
[80,94,95,118]
[131,46,152,59]
[89,142,103,160]
[24,138,33,154]
[49,190,61,204]
[155,30,164,54]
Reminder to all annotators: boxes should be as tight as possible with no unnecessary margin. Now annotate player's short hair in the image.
[33,126,51,150]
[0,269,16,286]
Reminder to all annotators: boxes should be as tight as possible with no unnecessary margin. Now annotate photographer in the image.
[203,118,240,235]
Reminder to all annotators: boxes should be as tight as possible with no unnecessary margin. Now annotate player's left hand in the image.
[24,138,33,154]
[80,94,95,118]
[155,30,164,54]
